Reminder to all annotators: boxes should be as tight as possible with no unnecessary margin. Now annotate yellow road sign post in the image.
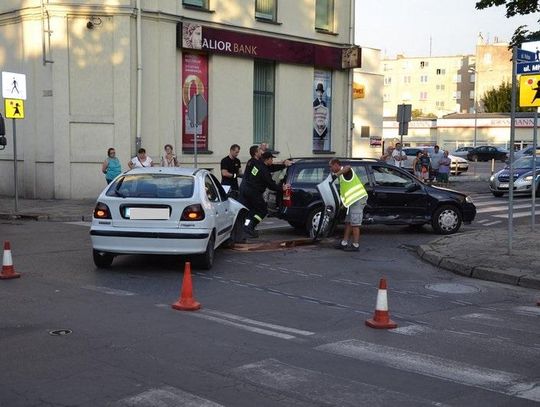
[4,98,24,119]
[519,74,540,107]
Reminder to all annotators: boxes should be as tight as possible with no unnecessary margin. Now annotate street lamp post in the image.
[469,68,478,147]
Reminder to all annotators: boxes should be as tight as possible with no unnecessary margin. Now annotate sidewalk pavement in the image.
[0,178,538,290]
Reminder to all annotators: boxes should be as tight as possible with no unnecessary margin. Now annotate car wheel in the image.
[431,205,462,235]
[224,211,246,248]
[306,206,335,238]
[492,192,504,197]
[93,249,113,268]
[197,233,215,270]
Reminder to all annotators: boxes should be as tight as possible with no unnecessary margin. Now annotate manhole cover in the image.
[48,329,72,336]
[425,283,480,294]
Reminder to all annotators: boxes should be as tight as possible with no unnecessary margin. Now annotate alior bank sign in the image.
[177,22,361,70]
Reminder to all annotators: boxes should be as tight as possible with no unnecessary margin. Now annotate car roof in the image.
[124,167,204,176]
[290,157,383,165]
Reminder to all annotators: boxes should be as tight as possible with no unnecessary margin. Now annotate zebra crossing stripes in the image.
[471,194,539,225]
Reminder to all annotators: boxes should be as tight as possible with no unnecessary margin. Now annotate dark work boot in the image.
[243,224,259,238]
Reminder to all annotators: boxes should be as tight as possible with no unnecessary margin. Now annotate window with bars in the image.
[183,0,209,8]
[315,0,334,31]
[255,0,276,21]
[253,61,275,146]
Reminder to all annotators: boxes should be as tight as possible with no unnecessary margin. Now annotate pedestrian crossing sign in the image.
[5,98,24,119]
[519,74,540,107]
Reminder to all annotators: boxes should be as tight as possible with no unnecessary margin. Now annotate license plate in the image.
[128,207,169,220]
[498,183,509,188]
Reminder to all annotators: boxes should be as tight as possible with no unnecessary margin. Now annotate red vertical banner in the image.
[182,53,209,151]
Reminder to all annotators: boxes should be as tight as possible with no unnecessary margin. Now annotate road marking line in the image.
[476,219,489,223]
[390,324,432,336]
[477,203,540,213]
[81,285,136,296]
[114,386,224,406]
[232,359,445,407]
[185,313,296,340]
[483,220,502,226]
[493,211,540,219]
[513,306,540,316]
[316,339,540,402]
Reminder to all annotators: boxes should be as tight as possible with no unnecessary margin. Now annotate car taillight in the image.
[282,184,292,208]
[94,202,111,219]
[181,204,205,221]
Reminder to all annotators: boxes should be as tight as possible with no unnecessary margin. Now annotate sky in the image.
[355,0,540,58]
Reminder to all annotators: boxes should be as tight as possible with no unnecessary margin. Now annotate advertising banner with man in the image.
[182,53,209,151]
[313,70,332,152]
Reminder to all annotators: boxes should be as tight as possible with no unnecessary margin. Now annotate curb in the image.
[416,246,540,290]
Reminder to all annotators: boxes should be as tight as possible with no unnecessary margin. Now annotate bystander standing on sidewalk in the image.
[392,143,407,168]
[437,150,451,186]
[430,145,444,182]
[160,144,179,167]
[101,147,122,184]
[128,148,154,169]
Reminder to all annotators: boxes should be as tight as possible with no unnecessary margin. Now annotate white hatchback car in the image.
[90,167,246,270]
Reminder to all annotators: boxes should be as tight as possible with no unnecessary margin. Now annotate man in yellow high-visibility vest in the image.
[329,158,368,252]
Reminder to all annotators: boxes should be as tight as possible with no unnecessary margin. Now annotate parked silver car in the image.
[90,167,246,270]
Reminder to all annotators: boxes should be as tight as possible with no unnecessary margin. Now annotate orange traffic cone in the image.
[365,278,397,329]
[171,262,201,311]
[1,241,21,280]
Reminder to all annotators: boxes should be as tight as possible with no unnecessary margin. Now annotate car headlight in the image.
[523,175,533,181]
[490,175,495,182]
[465,196,474,204]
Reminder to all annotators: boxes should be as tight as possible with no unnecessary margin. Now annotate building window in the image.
[255,0,276,21]
[403,75,411,83]
[253,61,275,145]
[436,68,446,75]
[436,84,445,90]
[420,61,429,68]
[470,90,475,99]
[384,77,392,85]
[420,91,428,100]
[315,0,334,31]
[436,101,445,107]
[453,91,461,99]
[183,0,209,9]
[470,73,476,82]
[420,75,428,83]
[383,93,390,101]
[360,126,370,138]
[454,74,462,83]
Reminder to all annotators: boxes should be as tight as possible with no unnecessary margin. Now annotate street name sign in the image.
[517,62,540,75]
[517,48,537,62]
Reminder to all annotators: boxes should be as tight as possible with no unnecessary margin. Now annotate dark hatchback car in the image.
[270,158,476,235]
[466,146,508,162]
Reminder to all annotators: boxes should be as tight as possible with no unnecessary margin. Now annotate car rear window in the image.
[106,174,194,198]
[291,166,330,184]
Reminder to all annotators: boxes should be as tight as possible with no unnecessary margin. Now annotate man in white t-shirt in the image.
[391,143,407,167]
[128,148,154,169]
[429,145,444,181]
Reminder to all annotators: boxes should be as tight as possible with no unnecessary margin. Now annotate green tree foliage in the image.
[412,109,437,119]
[475,1,540,46]
[481,81,531,112]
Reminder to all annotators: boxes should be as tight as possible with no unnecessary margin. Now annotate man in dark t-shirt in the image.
[221,144,242,191]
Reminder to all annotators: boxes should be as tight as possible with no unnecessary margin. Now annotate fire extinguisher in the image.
[282,183,292,207]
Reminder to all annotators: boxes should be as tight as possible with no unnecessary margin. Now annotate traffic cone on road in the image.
[1,241,21,280]
[365,278,397,329]
[171,262,201,311]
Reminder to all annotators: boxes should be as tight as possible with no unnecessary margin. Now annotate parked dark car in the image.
[489,156,540,197]
[269,158,476,235]
[466,146,508,162]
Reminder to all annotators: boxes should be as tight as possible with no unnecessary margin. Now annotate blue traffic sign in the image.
[517,62,540,75]
[517,48,537,62]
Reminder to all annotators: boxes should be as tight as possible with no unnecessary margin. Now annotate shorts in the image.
[345,198,366,226]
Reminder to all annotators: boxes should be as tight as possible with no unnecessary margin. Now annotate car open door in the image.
[313,174,341,240]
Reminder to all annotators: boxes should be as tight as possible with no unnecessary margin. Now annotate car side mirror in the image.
[405,183,421,193]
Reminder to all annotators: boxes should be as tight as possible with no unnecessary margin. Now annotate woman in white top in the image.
[160,144,179,167]
[128,148,154,169]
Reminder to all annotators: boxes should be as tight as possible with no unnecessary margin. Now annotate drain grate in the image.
[425,283,480,294]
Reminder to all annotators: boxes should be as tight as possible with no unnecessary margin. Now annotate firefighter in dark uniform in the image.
[240,150,285,238]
